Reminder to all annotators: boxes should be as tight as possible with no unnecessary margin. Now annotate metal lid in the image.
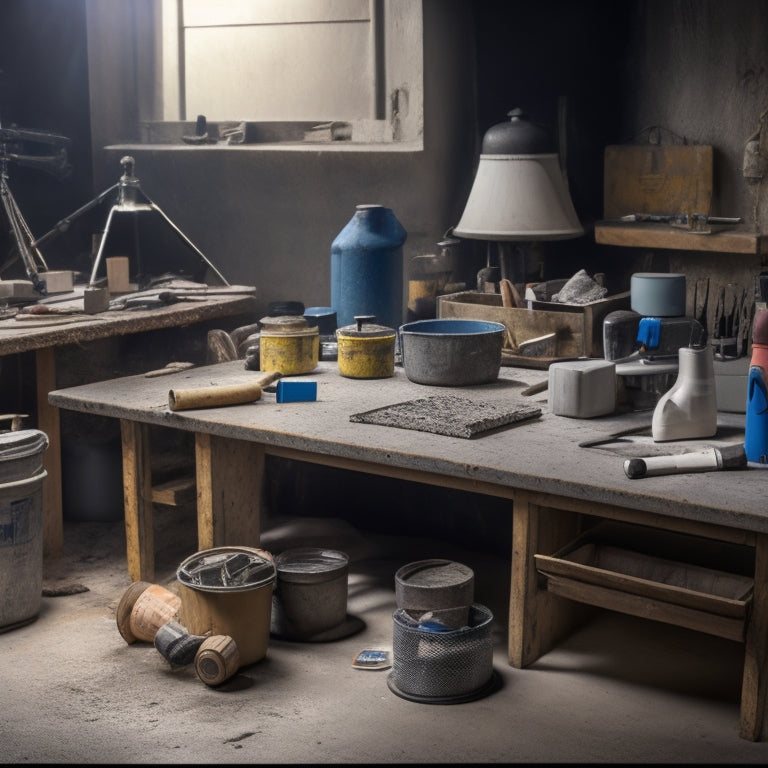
[336,315,395,338]
[0,429,49,461]
[176,546,276,592]
[260,314,318,338]
[395,559,475,611]
[481,108,556,155]
[275,548,349,583]
[260,314,308,331]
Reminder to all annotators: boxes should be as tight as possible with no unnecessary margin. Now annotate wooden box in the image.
[437,290,631,364]
[534,522,754,643]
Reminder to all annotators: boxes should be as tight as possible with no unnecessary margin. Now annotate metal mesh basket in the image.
[387,603,497,704]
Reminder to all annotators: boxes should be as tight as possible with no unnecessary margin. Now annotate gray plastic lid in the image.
[0,429,49,461]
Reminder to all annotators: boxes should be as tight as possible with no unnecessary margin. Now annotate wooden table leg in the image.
[120,419,154,582]
[195,433,264,549]
[740,532,768,741]
[508,490,587,667]
[36,347,63,557]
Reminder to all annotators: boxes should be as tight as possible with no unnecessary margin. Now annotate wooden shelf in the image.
[595,220,768,255]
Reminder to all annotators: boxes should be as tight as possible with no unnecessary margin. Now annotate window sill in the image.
[120,120,423,152]
[105,139,424,153]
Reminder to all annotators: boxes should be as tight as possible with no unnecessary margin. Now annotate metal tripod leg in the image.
[0,174,48,293]
[148,201,229,286]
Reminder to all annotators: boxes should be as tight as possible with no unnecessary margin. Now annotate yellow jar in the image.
[259,315,319,375]
[336,315,396,379]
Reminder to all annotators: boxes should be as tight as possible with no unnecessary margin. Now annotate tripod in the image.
[0,123,71,295]
[33,155,229,287]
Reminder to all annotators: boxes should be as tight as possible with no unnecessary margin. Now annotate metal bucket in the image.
[271,548,349,640]
[176,546,276,667]
[0,429,49,632]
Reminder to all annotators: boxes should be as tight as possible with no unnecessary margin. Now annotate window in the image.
[99,0,423,146]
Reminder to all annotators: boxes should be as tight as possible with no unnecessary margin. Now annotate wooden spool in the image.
[116,581,182,644]
[194,635,241,687]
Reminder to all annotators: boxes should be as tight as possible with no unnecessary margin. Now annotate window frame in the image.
[86,0,423,150]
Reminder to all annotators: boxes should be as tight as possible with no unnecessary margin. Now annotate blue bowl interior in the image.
[399,319,505,335]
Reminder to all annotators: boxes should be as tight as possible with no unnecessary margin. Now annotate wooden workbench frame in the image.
[117,421,768,742]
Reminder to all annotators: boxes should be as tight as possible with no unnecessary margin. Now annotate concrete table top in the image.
[49,359,767,535]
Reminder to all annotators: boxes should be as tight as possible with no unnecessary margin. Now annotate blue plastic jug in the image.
[331,204,407,331]
[745,365,768,463]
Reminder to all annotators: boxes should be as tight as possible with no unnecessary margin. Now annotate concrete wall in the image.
[90,0,481,323]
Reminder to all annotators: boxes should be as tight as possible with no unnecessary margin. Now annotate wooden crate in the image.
[534,522,754,643]
[437,290,631,362]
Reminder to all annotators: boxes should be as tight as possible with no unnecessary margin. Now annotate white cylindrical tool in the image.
[623,443,747,479]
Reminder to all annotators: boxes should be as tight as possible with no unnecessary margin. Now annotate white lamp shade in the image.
[453,153,584,241]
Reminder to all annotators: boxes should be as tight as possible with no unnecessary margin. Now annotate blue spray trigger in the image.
[636,317,661,349]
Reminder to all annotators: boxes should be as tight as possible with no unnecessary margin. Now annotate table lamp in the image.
[453,108,583,292]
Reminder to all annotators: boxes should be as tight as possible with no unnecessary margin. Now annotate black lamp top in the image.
[481,108,556,155]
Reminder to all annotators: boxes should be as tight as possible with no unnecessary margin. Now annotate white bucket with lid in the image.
[0,429,49,632]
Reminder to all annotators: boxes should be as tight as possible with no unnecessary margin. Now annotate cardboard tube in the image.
[169,372,281,411]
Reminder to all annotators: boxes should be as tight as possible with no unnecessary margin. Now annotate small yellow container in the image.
[336,315,396,379]
[259,315,319,375]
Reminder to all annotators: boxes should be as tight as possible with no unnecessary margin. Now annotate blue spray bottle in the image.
[745,308,768,463]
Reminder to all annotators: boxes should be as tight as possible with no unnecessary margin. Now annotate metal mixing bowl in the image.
[398,319,505,386]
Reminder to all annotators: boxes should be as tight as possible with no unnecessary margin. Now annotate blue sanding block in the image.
[276,380,317,403]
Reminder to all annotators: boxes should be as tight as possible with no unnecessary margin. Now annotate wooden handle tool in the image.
[499,278,522,308]
[168,371,281,411]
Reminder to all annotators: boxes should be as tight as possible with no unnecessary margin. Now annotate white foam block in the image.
[549,359,617,418]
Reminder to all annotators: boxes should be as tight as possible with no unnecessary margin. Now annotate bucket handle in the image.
[0,469,48,490]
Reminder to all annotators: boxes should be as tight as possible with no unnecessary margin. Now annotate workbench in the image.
[48,360,768,741]
[0,286,257,557]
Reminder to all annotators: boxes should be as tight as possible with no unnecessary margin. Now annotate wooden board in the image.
[603,144,714,219]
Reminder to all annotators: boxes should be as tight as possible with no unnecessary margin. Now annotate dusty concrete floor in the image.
[2,509,768,764]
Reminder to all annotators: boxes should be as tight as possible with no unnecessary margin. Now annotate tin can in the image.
[259,315,319,375]
[336,315,396,379]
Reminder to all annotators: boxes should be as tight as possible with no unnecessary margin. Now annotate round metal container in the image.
[630,273,686,317]
[395,559,474,628]
[336,315,396,379]
[270,548,350,640]
[259,315,319,375]
[303,307,337,336]
[398,319,504,386]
